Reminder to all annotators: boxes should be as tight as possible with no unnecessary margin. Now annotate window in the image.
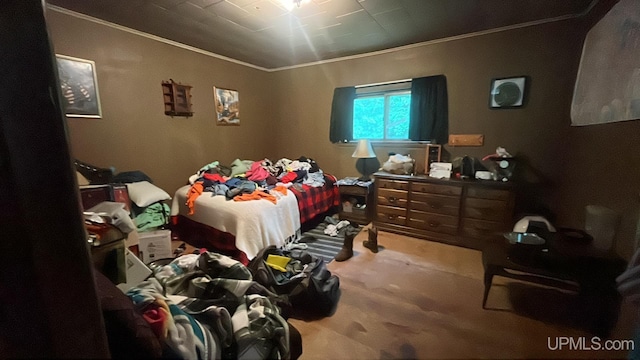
[353,81,411,141]
[329,76,448,144]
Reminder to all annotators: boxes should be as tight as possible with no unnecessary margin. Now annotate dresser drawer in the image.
[461,218,508,241]
[377,188,408,208]
[376,205,407,225]
[464,198,509,222]
[410,192,460,216]
[377,178,409,191]
[407,210,458,235]
[466,187,511,201]
[411,182,462,196]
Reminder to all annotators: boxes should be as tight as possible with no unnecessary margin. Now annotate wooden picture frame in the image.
[56,55,102,118]
[213,87,240,125]
[489,76,527,109]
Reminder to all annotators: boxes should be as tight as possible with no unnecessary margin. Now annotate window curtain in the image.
[409,75,449,144]
[329,86,356,143]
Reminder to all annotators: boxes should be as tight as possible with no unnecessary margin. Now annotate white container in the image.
[585,205,620,251]
[138,229,172,264]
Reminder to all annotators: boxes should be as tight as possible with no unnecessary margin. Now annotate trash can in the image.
[585,205,620,251]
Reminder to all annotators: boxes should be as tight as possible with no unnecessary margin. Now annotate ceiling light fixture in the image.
[279,0,308,11]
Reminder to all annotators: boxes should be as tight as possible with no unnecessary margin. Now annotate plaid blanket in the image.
[289,174,340,224]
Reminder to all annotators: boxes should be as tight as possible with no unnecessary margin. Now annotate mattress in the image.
[171,185,301,260]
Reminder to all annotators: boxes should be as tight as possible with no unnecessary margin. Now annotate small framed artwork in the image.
[489,76,528,109]
[213,87,240,125]
[56,55,102,118]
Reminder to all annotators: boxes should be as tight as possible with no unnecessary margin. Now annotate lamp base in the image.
[355,157,380,182]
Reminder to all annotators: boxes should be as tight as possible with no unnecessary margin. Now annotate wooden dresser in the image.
[373,172,515,250]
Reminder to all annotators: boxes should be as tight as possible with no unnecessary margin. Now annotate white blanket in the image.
[171,185,301,260]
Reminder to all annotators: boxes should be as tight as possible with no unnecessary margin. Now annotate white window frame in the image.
[353,80,414,143]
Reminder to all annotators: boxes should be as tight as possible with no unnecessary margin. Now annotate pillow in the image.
[126,181,171,207]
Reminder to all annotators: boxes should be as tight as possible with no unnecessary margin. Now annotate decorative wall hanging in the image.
[571,0,640,126]
[213,87,240,125]
[56,55,102,118]
[448,134,484,146]
[489,76,527,109]
[162,80,193,117]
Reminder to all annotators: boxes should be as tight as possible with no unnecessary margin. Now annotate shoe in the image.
[363,227,378,253]
[335,226,358,262]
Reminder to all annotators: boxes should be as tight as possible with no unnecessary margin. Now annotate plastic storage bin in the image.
[585,205,620,251]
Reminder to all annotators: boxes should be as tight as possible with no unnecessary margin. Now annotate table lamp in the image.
[352,139,380,181]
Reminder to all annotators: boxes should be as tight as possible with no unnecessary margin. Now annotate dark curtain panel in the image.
[329,86,356,143]
[409,75,449,144]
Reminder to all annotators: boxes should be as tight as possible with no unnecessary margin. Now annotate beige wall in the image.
[47,10,274,195]
[46,10,640,258]
[270,21,582,180]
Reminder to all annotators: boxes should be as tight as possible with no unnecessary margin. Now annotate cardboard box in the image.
[138,229,172,264]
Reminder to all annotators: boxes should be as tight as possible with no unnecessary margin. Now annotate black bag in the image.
[248,246,340,319]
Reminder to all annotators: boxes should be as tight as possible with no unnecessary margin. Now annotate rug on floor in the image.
[298,221,361,262]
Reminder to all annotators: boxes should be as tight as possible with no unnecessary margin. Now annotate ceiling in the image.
[46,0,600,70]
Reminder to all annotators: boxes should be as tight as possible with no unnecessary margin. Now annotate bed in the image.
[170,159,340,265]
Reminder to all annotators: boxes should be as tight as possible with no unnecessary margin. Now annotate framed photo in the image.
[489,76,527,109]
[56,55,102,118]
[213,87,240,125]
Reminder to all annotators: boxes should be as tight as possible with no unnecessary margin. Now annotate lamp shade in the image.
[352,139,376,158]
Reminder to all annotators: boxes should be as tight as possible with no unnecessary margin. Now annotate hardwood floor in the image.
[289,226,638,359]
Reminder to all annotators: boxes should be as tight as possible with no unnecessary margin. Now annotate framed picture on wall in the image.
[213,87,240,125]
[489,76,528,109]
[56,55,102,118]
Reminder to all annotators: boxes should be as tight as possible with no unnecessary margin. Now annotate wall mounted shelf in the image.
[162,80,193,117]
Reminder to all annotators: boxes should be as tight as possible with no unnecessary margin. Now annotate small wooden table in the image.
[338,181,374,225]
[483,236,626,306]
[482,234,626,335]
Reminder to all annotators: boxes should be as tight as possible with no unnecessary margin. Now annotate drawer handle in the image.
[388,196,398,203]
[429,202,442,209]
[429,222,440,228]
[386,214,397,220]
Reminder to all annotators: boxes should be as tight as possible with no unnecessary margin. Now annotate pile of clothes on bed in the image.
[185,156,326,215]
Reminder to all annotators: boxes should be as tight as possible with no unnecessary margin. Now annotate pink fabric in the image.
[246,161,269,181]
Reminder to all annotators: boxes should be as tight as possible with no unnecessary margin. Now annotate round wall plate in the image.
[494,82,522,106]
[490,76,526,108]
